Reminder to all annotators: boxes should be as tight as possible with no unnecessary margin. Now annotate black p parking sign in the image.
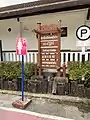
[76,25,90,41]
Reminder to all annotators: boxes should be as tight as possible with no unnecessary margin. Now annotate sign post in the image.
[34,23,61,77]
[16,38,27,101]
[22,55,24,101]
[81,46,85,63]
[81,46,86,54]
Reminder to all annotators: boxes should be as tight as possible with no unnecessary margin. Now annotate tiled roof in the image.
[0,0,90,20]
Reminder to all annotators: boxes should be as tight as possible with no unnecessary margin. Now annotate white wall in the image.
[0,8,90,51]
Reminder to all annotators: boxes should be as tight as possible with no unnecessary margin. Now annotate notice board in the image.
[34,22,61,76]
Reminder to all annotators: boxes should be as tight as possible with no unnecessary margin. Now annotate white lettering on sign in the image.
[17,39,22,54]
[42,56,44,58]
[49,65,56,67]
[42,55,55,58]
[42,49,56,52]
[41,36,58,39]
[42,62,56,64]
[52,55,55,58]
[41,46,58,49]
[42,65,56,68]
[42,59,45,61]
[49,53,55,54]
[42,41,54,46]
[41,40,58,42]
[50,59,55,61]
[46,59,49,61]
[46,53,49,55]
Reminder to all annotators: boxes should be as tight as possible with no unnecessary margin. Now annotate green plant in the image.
[68,61,82,80]
[0,61,35,81]
[24,62,35,79]
[67,61,90,81]
[0,61,21,80]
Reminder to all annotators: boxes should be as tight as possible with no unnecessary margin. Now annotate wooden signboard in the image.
[34,22,61,76]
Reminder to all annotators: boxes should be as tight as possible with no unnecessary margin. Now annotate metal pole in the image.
[22,55,24,101]
[20,21,24,101]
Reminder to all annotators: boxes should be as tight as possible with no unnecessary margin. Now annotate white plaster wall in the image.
[0,8,90,51]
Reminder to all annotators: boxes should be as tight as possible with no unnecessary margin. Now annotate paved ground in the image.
[0,94,73,120]
[0,91,90,120]
[0,90,90,104]
[26,98,90,120]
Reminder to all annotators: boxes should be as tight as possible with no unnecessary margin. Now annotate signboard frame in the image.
[34,22,61,76]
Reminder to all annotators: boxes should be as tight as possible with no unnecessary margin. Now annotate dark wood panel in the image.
[35,23,61,73]
[41,24,58,31]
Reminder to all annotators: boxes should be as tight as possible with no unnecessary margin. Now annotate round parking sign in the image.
[76,25,90,41]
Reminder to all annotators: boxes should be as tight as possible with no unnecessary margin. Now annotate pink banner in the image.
[16,38,27,55]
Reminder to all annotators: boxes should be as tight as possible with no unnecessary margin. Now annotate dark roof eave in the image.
[0,1,90,20]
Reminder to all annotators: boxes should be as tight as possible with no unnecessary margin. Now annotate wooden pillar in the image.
[37,23,42,76]
[63,63,66,78]
[35,64,37,76]
[57,20,61,77]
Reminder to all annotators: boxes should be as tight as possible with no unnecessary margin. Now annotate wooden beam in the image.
[33,29,60,35]
[32,29,41,34]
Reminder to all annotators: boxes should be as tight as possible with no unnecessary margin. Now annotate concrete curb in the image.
[0,90,90,105]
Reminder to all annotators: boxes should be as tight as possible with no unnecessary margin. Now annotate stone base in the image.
[12,98,32,109]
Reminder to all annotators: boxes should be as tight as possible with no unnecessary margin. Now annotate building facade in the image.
[0,0,90,65]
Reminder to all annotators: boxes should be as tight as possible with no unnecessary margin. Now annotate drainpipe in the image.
[0,40,3,61]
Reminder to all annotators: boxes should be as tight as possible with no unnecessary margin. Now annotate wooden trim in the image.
[0,0,90,20]
[34,29,59,34]
[57,20,61,77]
[37,23,42,76]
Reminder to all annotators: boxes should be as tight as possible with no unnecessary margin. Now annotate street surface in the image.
[0,107,73,120]
[0,94,89,120]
